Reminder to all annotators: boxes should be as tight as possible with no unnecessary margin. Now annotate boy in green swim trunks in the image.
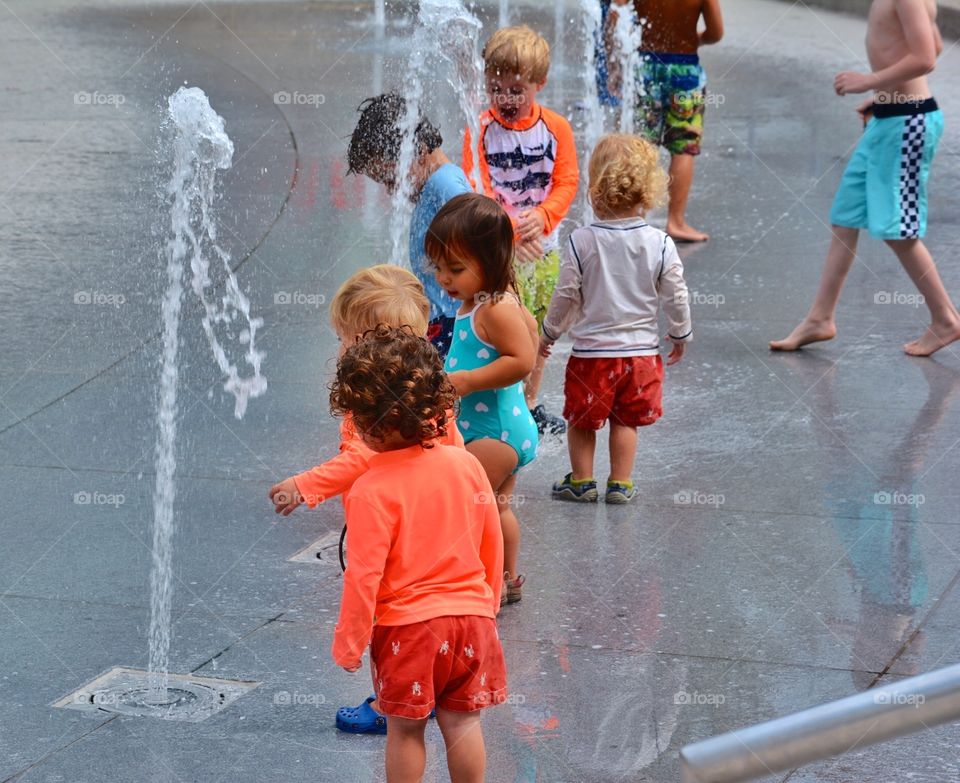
[610,0,723,242]
[771,0,960,357]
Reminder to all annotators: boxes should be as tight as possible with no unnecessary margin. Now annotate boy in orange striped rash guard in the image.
[462,24,580,437]
[330,325,507,782]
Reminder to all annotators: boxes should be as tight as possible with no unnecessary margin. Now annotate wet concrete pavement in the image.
[1,0,960,781]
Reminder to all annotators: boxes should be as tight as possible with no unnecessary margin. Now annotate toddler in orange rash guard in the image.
[266,264,463,736]
[330,325,507,782]
[268,265,462,515]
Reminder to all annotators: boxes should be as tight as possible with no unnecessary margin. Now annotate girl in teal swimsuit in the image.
[426,193,539,604]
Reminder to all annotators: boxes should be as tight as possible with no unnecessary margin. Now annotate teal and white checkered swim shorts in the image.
[830,97,943,240]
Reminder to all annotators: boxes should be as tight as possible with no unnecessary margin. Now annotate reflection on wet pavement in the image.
[1,0,959,781]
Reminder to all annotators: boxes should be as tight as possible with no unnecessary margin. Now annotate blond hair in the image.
[588,134,668,216]
[483,25,550,83]
[329,265,430,338]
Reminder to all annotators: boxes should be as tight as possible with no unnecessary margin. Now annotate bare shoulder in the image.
[890,0,937,20]
[474,294,527,341]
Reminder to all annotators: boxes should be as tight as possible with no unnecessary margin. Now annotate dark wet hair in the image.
[347,93,443,175]
[330,324,454,447]
[424,193,515,296]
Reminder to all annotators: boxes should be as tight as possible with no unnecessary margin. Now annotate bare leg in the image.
[770,225,859,351]
[465,438,519,577]
[385,716,429,783]
[666,153,708,242]
[885,238,960,356]
[524,352,546,408]
[567,424,597,481]
[609,423,638,483]
[497,474,520,578]
[435,709,486,783]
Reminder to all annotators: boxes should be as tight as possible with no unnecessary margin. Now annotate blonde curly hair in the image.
[588,134,668,217]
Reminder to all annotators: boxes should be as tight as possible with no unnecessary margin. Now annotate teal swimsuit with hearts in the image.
[444,302,538,471]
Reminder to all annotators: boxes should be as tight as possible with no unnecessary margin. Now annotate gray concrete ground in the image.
[782,1,960,42]
[1,0,960,781]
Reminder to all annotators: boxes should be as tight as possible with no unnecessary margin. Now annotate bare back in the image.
[866,0,939,100]
[631,0,706,53]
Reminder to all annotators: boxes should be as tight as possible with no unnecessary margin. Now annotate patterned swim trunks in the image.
[371,615,508,719]
[829,98,943,240]
[634,52,706,156]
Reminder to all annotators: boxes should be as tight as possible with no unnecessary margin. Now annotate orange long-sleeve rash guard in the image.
[331,443,504,669]
[293,413,464,507]
[462,102,580,242]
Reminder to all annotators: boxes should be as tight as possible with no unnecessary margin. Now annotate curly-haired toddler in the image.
[539,134,692,504]
[330,325,507,783]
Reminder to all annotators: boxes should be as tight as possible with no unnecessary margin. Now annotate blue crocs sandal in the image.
[336,696,387,735]
[336,696,437,734]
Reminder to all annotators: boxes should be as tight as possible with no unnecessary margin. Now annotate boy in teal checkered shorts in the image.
[771,0,960,357]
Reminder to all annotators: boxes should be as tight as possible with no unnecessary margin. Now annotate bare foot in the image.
[769,319,837,351]
[667,222,709,243]
[903,320,960,357]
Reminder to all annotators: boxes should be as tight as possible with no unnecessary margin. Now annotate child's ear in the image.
[535,79,547,93]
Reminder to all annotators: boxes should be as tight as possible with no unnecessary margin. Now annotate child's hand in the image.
[538,336,554,357]
[517,209,546,242]
[447,370,473,397]
[834,70,875,96]
[515,237,543,264]
[855,97,875,126]
[269,477,303,516]
[666,339,686,366]
[342,661,362,673]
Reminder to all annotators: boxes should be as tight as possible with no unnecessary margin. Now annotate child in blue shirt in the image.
[348,93,472,357]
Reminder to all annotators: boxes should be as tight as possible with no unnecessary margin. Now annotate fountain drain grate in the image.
[288,529,342,566]
[53,667,259,722]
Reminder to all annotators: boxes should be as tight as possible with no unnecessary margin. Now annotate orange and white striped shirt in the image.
[463,103,580,251]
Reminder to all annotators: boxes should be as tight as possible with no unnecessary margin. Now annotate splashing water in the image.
[434,2,484,191]
[388,0,485,264]
[149,87,266,696]
[579,0,606,217]
[610,9,643,134]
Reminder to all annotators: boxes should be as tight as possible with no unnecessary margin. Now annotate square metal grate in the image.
[53,667,259,722]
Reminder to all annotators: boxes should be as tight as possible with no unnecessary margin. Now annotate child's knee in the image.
[387,715,429,735]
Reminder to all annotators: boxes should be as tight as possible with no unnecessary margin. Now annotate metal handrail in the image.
[679,662,960,782]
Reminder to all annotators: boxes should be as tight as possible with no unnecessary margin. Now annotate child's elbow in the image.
[918,53,937,74]
[701,26,723,45]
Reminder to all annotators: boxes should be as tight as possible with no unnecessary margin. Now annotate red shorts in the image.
[563,355,663,430]
[370,615,508,719]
